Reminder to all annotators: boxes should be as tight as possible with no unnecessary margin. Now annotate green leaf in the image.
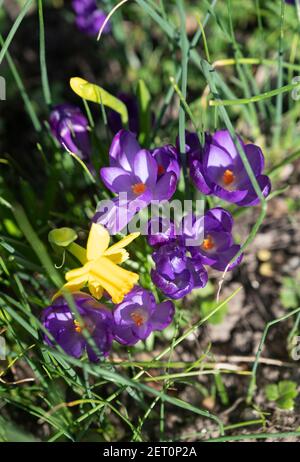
[70,77,128,125]
[280,277,299,309]
[265,381,298,410]
[48,228,78,248]
[278,381,298,400]
[276,397,295,411]
[265,384,279,401]
[136,79,151,146]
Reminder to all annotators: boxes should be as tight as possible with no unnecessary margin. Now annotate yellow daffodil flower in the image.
[60,224,140,304]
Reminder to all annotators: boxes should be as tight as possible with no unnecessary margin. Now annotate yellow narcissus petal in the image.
[103,232,140,263]
[62,276,87,293]
[105,232,140,254]
[86,223,110,261]
[105,250,129,264]
[65,264,90,282]
[90,256,139,303]
[88,277,104,300]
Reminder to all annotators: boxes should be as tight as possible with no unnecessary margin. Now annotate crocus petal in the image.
[191,248,219,267]
[113,325,139,346]
[150,301,175,331]
[148,217,176,247]
[190,259,208,288]
[109,130,140,171]
[58,329,85,358]
[212,130,245,161]
[212,184,248,204]
[133,149,158,188]
[236,175,271,206]
[205,207,233,232]
[100,167,134,195]
[94,196,138,234]
[151,268,193,299]
[42,308,74,340]
[152,145,180,179]
[211,244,243,271]
[86,327,112,361]
[205,144,234,183]
[190,160,212,194]
[132,323,152,340]
[236,144,265,178]
[153,172,177,201]
[86,223,110,260]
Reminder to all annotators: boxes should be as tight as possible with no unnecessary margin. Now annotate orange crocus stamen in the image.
[157,164,165,175]
[202,234,215,251]
[74,320,82,333]
[223,169,235,186]
[131,182,147,195]
[131,311,145,327]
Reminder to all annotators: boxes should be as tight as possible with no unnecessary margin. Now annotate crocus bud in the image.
[49,104,91,164]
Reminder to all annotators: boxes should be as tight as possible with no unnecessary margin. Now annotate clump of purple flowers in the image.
[72,0,110,37]
[42,289,175,359]
[148,207,243,299]
[43,123,271,361]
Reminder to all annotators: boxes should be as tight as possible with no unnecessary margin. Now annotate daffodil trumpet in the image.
[56,224,140,304]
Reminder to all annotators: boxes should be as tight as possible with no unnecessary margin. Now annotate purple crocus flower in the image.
[152,144,181,180]
[42,292,113,361]
[151,242,208,299]
[187,130,271,206]
[98,130,179,232]
[185,208,243,272]
[113,287,175,345]
[49,104,91,164]
[72,0,110,36]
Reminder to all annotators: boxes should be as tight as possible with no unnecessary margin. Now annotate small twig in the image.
[0,377,35,385]
[214,355,298,369]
